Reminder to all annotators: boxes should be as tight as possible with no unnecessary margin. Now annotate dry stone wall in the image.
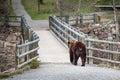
[0,25,22,73]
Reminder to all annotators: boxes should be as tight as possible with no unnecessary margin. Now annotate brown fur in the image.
[68,41,86,66]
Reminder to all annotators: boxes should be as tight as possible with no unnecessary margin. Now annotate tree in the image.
[113,0,119,40]
[0,0,9,26]
[40,0,43,4]
[76,0,81,25]
[57,0,63,18]
[0,0,8,15]
[38,0,44,13]
[56,0,78,17]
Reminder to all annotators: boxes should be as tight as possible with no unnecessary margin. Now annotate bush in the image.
[29,59,39,69]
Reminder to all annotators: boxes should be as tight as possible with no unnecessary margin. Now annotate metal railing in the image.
[49,15,120,65]
[0,16,39,68]
[16,16,39,68]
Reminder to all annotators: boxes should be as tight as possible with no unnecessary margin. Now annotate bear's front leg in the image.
[73,54,79,65]
[81,57,86,66]
[70,54,73,64]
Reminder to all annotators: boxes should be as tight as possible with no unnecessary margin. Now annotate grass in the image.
[21,0,56,20]
[80,0,97,13]
[21,0,119,20]
[21,0,99,20]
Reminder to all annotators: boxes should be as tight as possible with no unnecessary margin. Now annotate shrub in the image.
[29,59,39,69]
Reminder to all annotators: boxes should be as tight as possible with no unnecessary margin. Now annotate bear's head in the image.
[68,41,75,48]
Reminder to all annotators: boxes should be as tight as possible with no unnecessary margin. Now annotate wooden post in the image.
[80,14,83,24]
[93,14,97,23]
[65,15,69,23]
[97,15,101,23]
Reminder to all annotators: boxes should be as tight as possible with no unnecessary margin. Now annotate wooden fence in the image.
[58,14,100,25]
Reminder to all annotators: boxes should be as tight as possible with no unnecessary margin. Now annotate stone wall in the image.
[0,41,16,72]
[0,25,22,73]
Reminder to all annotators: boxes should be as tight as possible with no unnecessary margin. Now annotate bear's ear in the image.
[68,42,71,47]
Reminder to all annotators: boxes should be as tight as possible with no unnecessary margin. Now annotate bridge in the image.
[2,0,120,80]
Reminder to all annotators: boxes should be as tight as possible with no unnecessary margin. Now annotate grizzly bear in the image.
[68,41,86,66]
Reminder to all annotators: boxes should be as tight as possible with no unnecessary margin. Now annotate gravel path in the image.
[2,63,120,80]
[4,0,120,80]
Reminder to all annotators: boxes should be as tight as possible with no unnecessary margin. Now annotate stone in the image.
[0,40,4,47]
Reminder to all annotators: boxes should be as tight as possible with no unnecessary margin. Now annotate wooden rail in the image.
[95,5,120,10]
[58,14,99,24]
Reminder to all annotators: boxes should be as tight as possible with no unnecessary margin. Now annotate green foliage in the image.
[29,59,39,69]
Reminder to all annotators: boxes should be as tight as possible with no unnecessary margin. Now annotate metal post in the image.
[108,39,113,59]
[16,45,19,69]
[49,16,51,30]
[88,40,93,64]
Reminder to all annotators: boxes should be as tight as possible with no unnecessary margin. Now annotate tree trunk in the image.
[40,0,43,4]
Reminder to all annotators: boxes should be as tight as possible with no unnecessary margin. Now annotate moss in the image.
[0,73,11,78]
[0,66,30,79]
[98,63,107,67]
[29,59,40,69]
